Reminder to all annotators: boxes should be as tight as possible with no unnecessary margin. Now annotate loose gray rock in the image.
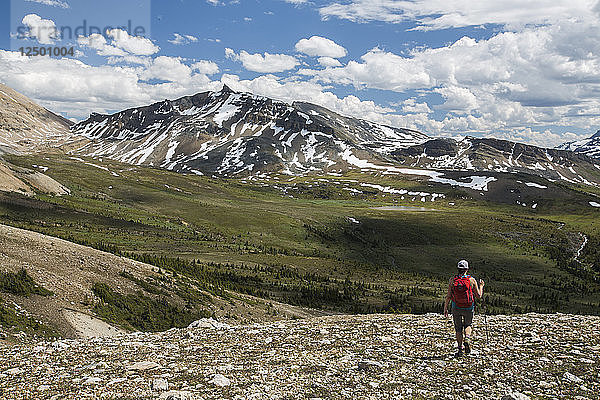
[127,361,162,371]
[358,360,384,371]
[153,378,169,391]
[188,318,231,330]
[502,392,531,400]
[563,372,584,383]
[159,390,196,400]
[5,367,23,375]
[208,373,231,387]
[0,313,598,399]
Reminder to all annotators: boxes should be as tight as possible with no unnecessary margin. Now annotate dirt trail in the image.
[62,309,125,338]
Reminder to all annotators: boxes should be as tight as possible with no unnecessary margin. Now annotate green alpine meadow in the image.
[1,150,598,334]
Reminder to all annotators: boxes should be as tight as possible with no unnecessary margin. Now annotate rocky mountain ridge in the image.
[1,313,597,399]
[2,82,599,188]
[0,83,72,155]
[69,86,600,187]
[392,136,600,186]
[557,130,600,159]
[70,86,428,176]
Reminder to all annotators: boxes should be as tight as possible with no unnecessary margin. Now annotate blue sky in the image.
[1,0,600,147]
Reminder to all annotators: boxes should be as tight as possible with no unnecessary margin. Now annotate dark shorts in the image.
[452,306,474,333]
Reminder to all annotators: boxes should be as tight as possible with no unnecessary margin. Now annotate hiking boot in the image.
[455,348,464,358]
[464,341,471,355]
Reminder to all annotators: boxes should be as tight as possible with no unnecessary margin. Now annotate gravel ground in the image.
[0,313,598,399]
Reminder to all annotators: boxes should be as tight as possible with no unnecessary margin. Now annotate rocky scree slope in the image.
[0,223,325,338]
[0,83,72,155]
[0,159,70,196]
[0,313,597,399]
[70,86,428,176]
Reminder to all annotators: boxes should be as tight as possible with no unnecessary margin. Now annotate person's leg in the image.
[452,311,464,353]
[463,311,474,354]
[464,311,473,339]
[464,325,472,340]
[455,329,463,348]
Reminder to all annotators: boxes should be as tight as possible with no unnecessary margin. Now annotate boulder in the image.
[208,373,231,387]
[358,360,384,371]
[501,392,531,400]
[188,318,231,330]
[127,361,162,371]
[153,378,169,391]
[158,390,196,400]
[563,372,584,383]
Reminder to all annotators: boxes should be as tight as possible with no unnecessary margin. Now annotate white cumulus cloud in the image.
[77,29,159,57]
[225,48,299,73]
[77,34,126,56]
[434,86,478,114]
[26,0,69,8]
[168,33,199,45]
[318,0,595,30]
[0,50,220,119]
[21,14,60,44]
[318,57,342,68]
[401,98,432,114]
[295,36,347,58]
[107,29,159,56]
[192,60,220,75]
[301,47,432,91]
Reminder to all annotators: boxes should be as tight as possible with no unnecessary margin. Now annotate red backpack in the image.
[452,275,474,308]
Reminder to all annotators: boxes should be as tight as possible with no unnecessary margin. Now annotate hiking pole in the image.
[483,295,490,347]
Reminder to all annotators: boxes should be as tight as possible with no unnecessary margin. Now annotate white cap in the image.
[457,260,469,270]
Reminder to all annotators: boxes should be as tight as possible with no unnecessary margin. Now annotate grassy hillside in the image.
[1,153,599,322]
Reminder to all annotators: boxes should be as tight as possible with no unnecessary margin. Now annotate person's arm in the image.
[471,277,484,298]
[443,279,452,317]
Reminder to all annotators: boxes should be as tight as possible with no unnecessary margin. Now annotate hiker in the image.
[443,260,484,357]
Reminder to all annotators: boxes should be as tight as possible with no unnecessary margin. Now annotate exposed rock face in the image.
[1,313,598,399]
[70,86,428,176]
[557,130,600,159]
[0,83,72,154]
[392,137,600,186]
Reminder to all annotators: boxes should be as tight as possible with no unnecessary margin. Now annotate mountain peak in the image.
[70,88,429,176]
[591,129,600,139]
[220,84,235,94]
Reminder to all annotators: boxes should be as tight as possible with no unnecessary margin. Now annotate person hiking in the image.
[443,259,484,358]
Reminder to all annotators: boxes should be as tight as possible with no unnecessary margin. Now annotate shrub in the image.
[0,268,54,297]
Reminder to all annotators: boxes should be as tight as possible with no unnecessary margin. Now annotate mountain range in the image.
[391,136,600,186]
[1,83,600,186]
[68,85,600,186]
[557,129,600,159]
[69,85,428,176]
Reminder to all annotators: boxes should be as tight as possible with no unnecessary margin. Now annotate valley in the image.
[0,84,599,339]
[0,150,599,338]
